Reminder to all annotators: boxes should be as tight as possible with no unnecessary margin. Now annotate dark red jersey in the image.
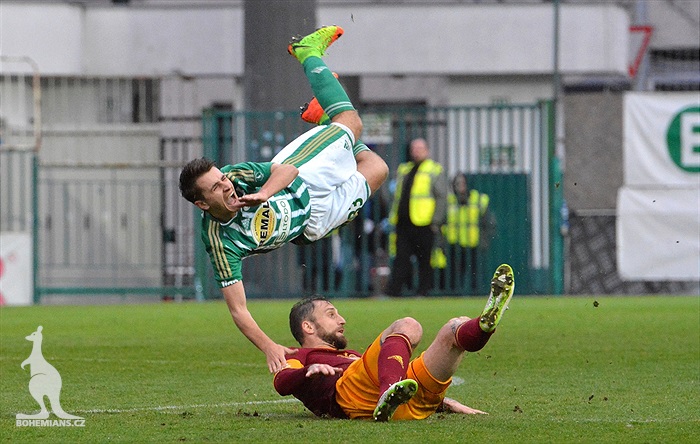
[273,347,361,418]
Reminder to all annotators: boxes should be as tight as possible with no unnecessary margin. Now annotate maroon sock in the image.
[378,334,412,394]
[455,318,493,352]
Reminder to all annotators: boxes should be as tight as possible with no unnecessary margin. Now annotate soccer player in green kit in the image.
[179,26,388,374]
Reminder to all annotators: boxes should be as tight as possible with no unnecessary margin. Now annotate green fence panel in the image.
[6,102,556,303]
[467,173,532,295]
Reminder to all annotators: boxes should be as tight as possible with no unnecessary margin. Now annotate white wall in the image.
[83,7,244,76]
[320,4,629,76]
[0,3,244,76]
[0,3,83,74]
[648,0,700,49]
[2,2,629,77]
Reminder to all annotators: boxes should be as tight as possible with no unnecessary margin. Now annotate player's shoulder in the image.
[200,214,247,253]
[225,161,272,171]
[341,349,362,359]
[287,347,338,359]
[225,162,272,183]
[309,347,361,359]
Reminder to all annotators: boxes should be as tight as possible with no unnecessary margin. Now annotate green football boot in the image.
[288,25,344,64]
[479,264,515,333]
[372,379,418,422]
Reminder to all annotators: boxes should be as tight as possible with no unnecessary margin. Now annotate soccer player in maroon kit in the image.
[273,264,515,421]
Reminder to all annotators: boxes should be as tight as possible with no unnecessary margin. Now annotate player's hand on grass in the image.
[305,363,344,378]
[441,397,488,415]
[266,344,298,374]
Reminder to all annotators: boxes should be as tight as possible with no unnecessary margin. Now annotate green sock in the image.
[353,141,370,156]
[303,57,355,119]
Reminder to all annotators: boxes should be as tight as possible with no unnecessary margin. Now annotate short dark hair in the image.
[452,172,468,191]
[289,296,330,345]
[179,157,215,203]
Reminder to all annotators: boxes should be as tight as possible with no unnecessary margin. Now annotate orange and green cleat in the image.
[288,25,344,64]
[300,72,339,125]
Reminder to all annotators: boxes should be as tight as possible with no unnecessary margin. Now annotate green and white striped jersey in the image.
[200,162,311,287]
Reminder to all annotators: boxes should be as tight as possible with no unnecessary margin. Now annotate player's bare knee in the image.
[348,112,363,138]
[444,317,471,337]
[332,111,362,141]
[357,151,389,195]
[389,317,422,346]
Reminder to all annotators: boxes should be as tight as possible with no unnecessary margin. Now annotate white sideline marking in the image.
[0,355,261,367]
[451,376,465,386]
[61,357,260,367]
[77,398,299,414]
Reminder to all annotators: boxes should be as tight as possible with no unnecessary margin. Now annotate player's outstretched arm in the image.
[274,363,344,397]
[238,163,299,206]
[221,281,296,373]
[440,397,488,415]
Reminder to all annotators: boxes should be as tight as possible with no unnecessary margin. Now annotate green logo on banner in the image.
[667,106,700,173]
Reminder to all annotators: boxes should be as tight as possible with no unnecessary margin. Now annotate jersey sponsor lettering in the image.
[251,202,276,245]
[249,200,295,246]
[276,199,293,243]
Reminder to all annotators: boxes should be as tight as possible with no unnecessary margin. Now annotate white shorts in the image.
[272,123,370,242]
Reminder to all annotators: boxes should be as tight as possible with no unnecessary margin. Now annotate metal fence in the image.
[1,65,560,302]
[1,67,195,302]
[200,103,560,299]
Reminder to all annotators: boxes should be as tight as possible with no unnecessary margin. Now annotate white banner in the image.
[624,92,700,186]
[0,232,33,306]
[618,92,700,281]
[617,188,700,280]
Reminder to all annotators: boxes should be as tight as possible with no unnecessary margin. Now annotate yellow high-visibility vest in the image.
[442,190,489,248]
[430,247,447,269]
[389,159,444,227]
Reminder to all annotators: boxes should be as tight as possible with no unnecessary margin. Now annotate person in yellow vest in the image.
[385,138,447,296]
[441,173,494,294]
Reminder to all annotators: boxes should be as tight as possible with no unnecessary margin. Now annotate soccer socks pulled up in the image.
[455,317,492,352]
[302,57,354,120]
[378,333,412,394]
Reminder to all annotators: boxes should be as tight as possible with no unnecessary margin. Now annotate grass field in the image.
[1,295,699,443]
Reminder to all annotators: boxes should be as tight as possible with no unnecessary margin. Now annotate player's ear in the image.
[301,320,315,335]
[194,200,209,211]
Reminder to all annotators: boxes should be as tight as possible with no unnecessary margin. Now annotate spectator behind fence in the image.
[384,138,447,297]
[440,173,496,294]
